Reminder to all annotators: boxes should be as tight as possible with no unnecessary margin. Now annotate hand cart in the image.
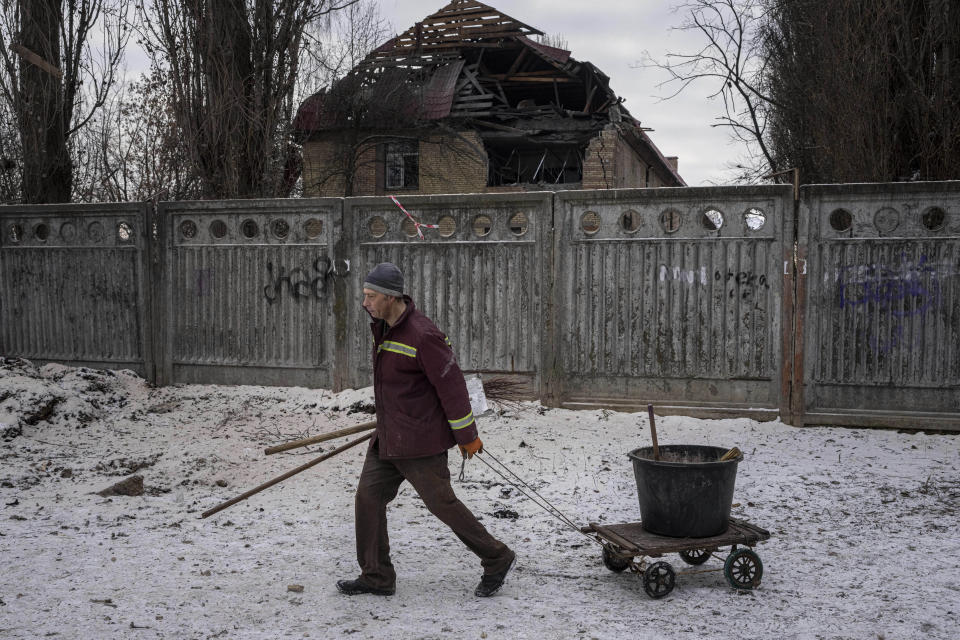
[581,517,770,598]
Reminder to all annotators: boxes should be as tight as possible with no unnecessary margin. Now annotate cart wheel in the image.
[724,548,763,590]
[602,546,630,573]
[642,561,676,599]
[678,548,711,565]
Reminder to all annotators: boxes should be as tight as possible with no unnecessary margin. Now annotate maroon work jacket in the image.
[368,297,479,459]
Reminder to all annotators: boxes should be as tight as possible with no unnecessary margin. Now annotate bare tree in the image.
[299,0,387,91]
[0,1,129,203]
[295,0,430,197]
[0,98,19,202]
[292,0,391,196]
[139,0,360,200]
[763,0,960,183]
[648,0,776,180]
[653,0,960,184]
[298,72,438,197]
[72,68,202,202]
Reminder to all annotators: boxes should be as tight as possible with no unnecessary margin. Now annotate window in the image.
[385,141,419,189]
[485,142,584,186]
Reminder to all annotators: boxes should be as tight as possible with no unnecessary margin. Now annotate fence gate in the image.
[343,193,551,392]
[0,203,153,377]
[797,182,960,429]
[551,186,794,418]
[157,199,345,388]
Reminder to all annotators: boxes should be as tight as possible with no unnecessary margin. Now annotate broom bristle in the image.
[480,376,531,411]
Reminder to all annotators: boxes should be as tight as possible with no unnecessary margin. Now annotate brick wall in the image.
[419,131,488,195]
[352,144,378,196]
[582,125,654,190]
[302,130,489,197]
[301,131,381,197]
[302,135,348,197]
[303,126,667,196]
[614,132,648,188]
[582,128,612,189]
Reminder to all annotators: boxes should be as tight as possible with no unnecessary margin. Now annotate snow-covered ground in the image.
[1,357,957,640]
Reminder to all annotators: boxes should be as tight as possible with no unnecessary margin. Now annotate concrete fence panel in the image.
[0,203,152,377]
[342,192,551,392]
[798,182,960,429]
[157,199,345,388]
[552,186,793,418]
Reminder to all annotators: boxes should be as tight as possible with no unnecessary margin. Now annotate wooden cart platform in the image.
[580,517,771,598]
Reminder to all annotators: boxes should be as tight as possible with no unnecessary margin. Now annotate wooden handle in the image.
[264,420,377,455]
[647,404,660,461]
[202,432,373,519]
[719,447,742,462]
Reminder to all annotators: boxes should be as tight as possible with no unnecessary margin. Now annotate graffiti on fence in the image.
[838,255,937,314]
[658,265,771,308]
[264,256,332,305]
[714,269,771,302]
[836,253,943,354]
[659,265,708,285]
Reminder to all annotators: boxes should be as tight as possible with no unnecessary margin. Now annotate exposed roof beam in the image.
[503,48,527,81]
[498,77,575,83]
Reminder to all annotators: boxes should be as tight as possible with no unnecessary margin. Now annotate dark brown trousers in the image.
[353,443,513,590]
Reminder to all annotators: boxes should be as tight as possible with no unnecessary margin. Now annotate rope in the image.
[466,449,604,548]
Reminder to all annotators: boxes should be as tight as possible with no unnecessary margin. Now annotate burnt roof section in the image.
[295,0,684,186]
[374,0,543,55]
[423,59,466,120]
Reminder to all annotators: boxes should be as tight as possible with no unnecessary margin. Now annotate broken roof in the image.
[295,0,685,186]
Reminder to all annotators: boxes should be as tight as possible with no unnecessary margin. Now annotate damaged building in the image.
[294,0,685,197]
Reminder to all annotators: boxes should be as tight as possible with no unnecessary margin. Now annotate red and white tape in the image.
[390,196,438,240]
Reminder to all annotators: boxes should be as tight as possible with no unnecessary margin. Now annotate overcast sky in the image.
[382,0,750,186]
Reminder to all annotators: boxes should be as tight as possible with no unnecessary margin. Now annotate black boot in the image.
[336,579,395,596]
[474,552,517,597]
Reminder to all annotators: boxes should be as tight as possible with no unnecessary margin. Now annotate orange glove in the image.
[459,437,484,459]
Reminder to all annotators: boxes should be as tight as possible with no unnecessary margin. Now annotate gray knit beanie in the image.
[363,262,404,297]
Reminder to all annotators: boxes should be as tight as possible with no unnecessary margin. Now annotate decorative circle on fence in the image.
[240,219,259,239]
[117,222,134,244]
[620,209,641,233]
[34,223,50,242]
[272,219,290,239]
[8,223,23,243]
[87,221,104,242]
[873,207,899,234]
[745,208,766,231]
[304,218,324,239]
[701,207,724,231]
[509,212,529,236]
[60,222,77,242]
[828,209,853,232]
[472,214,492,237]
[368,216,387,238]
[659,209,682,234]
[401,217,418,237]
[180,220,198,239]
[581,211,601,235]
[438,215,456,237]
[921,206,946,232]
[210,220,228,239]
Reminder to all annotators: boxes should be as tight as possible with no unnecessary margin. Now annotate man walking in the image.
[336,262,516,598]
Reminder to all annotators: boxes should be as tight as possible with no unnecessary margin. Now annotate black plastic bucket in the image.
[627,444,742,538]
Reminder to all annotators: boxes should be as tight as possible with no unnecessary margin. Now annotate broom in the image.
[201,377,530,519]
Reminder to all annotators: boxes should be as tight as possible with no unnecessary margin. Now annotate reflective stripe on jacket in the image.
[370,296,479,459]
